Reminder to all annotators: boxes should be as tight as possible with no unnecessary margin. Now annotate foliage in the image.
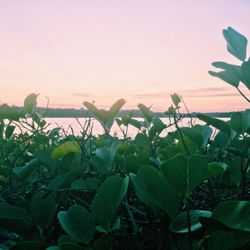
[0,27,250,250]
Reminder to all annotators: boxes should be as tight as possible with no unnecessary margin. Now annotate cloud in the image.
[132,87,239,99]
[72,93,91,98]
[181,87,239,98]
[133,91,170,98]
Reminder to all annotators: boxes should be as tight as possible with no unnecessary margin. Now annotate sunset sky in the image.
[0,0,249,112]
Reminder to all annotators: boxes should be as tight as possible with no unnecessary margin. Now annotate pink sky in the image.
[0,0,249,112]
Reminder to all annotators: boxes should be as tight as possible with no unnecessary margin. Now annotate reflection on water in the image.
[44,117,217,138]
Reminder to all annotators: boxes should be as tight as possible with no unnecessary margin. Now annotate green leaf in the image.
[171,93,181,107]
[206,162,227,179]
[51,141,82,160]
[134,133,151,149]
[128,118,142,130]
[213,200,250,232]
[0,202,30,233]
[107,99,126,127]
[5,125,15,139]
[208,70,240,87]
[148,117,166,139]
[91,176,129,232]
[223,27,248,61]
[57,204,95,244]
[197,114,231,134]
[71,178,99,191]
[123,154,139,173]
[138,103,153,123]
[0,106,22,121]
[47,168,83,190]
[130,166,180,218]
[84,99,125,131]
[162,154,208,198]
[24,93,38,114]
[95,140,120,169]
[231,110,250,134]
[31,192,56,228]
[209,61,241,88]
[181,126,203,147]
[241,60,250,89]
[170,210,212,234]
[212,61,241,72]
[12,159,40,182]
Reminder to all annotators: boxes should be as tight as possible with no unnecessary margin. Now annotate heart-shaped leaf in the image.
[58,205,95,244]
[91,176,129,232]
[51,141,82,160]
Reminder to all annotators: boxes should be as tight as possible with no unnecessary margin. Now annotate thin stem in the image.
[181,96,194,127]
[173,113,190,156]
[236,87,250,103]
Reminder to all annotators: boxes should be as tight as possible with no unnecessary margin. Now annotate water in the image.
[44,117,210,138]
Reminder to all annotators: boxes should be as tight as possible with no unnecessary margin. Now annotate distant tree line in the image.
[0,104,234,118]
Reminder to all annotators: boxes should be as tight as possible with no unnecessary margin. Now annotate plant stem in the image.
[236,87,250,103]
[173,113,190,156]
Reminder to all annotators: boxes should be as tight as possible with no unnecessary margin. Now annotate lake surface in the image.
[44,117,228,138]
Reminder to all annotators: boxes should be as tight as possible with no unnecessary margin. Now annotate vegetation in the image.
[0,27,249,250]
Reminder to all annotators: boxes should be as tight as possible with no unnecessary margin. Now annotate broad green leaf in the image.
[47,168,84,190]
[209,61,241,88]
[107,99,126,126]
[51,141,82,160]
[130,166,180,218]
[148,117,166,139]
[208,70,240,87]
[5,125,15,139]
[181,126,203,147]
[170,210,212,233]
[0,202,30,233]
[12,159,40,182]
[241,60,250,89]
[137,149,150,165]
[31,192,56,228]
[197,114,231,134]
[83,101,103,121]
[84,99,125,131]
[71,178,99,191]
[223,27,247,61]
[138,103,153,123]
[231,110,250,134]
[24,93,38,114]
[134,133,151,149]
[0,106,21,121]
[95,140,120,169]
[212,61,241,72]
[57,204,95,244]
[123,154,139,173]
[206,162,227,179]
[162,154,208,198]
[171,93,181,107]
[213,200,250,232]
[128,118,142,129]
[91,176,129,232]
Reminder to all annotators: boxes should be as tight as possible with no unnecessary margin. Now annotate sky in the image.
[0,0,249,112]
